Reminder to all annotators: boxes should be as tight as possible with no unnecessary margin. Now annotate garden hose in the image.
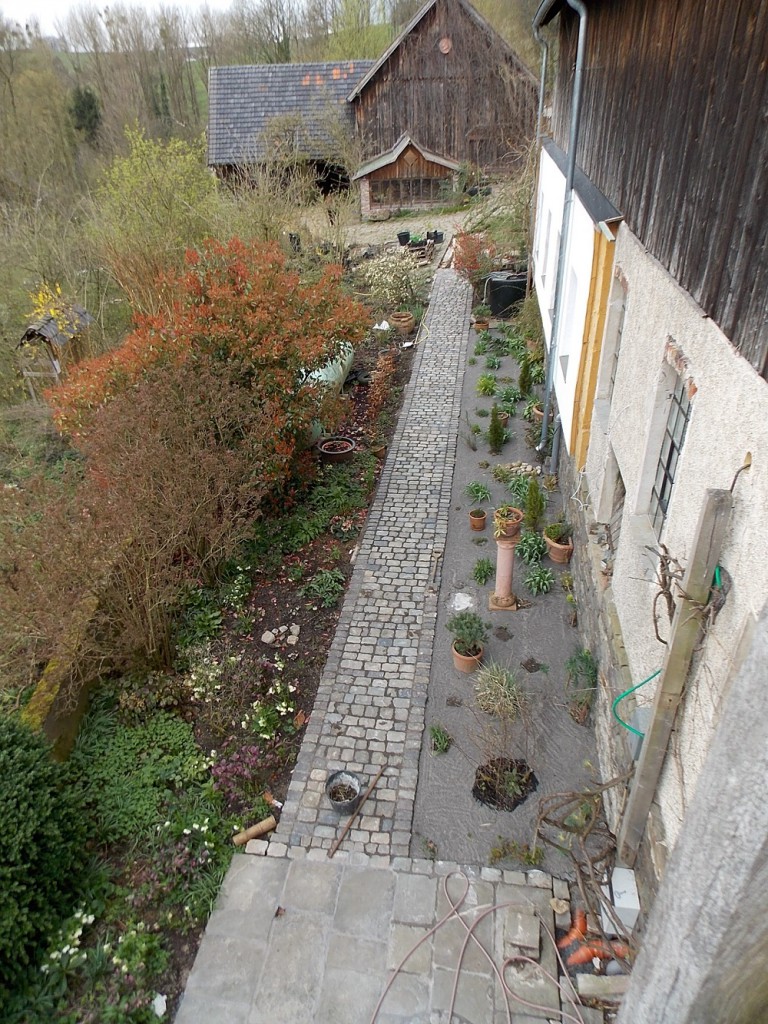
[612,669,660,738]
[612,565,724,738]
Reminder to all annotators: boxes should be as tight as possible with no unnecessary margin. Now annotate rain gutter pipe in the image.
[534,0,588,453]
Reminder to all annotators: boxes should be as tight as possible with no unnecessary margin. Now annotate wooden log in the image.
[233,815,277,846]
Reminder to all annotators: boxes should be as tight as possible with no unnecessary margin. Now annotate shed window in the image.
[649,375,691,536]
[370,178,445,205]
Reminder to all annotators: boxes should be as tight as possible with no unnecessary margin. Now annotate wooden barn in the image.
[348,0,538,215]
[206,0,537,213]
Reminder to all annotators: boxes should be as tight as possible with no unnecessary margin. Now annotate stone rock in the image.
[290,624,300,636]
[261,630,276,644]
[287,635,298,646]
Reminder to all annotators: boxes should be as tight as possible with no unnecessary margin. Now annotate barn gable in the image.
[348,0,537,173]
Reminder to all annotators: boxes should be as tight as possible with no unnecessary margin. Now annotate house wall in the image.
[553,0,768,378]
[352,0,537,170]
[533,145,596,452]
[582,224,768,860]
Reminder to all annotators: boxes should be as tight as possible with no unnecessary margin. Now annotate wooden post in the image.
[617,489,732,865]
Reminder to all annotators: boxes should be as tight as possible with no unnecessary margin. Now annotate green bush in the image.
[0,717,90,997]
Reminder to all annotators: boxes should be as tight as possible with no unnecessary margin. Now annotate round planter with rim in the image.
[397,230,410,246]
[544,533,574,564]
[317,436,357,464]
[390,311,415,336]
[498,411,510,428]
[473,318,490,332]
[326,770,363,814]
[451,642,484,673]
[493,507,524,541]
[469,508,487,531]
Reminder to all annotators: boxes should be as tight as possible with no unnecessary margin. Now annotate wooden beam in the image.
[617,489,733,865]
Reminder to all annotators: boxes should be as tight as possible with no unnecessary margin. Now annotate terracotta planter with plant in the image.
[493,504,524,541]
[472,303,492,331]
[446,611,490,673]
[543,521,574,564]
[469,508,487,531]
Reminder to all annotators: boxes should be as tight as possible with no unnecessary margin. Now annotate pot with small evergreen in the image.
[543,520,574,564]
[446,611,490,673]
[488,404,506,455]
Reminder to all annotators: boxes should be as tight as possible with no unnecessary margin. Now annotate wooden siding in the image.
[368,148,452,182]
[353,0,537,171]
[552,0,768,377]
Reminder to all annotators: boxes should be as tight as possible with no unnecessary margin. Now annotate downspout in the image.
[527,22,549,298]
[535,0,588,452]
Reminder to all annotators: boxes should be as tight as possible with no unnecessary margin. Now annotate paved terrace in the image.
[175,270,604,1024]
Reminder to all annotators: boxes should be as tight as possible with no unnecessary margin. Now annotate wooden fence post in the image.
[617,489,732,865]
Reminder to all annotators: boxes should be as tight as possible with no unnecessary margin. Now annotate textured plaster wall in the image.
[616,605,768,1024]
[585,226,768,851]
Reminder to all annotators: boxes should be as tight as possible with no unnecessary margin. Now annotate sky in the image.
[1,0,234,37]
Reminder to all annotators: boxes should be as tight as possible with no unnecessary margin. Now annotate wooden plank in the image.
[617,489,733,865]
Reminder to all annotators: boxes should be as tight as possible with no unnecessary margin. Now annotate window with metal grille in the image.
[649,375,691,536]
[370,178,445,205]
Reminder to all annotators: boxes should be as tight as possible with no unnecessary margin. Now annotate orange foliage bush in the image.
[1,240,370,685]
[49,238,368,440]
[452,230,496,293]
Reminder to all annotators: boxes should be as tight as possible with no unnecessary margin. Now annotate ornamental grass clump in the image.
[475,662,528,719]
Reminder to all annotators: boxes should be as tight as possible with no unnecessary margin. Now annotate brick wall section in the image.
[271,270,472,860]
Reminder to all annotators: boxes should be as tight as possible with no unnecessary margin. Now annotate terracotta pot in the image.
[469,509,487,531]
[493,507,524,541]
[531,404,545,422]
[451,642,484,673]
[544,532,574,564]
[371,444,387,460]
[473,318,490,332]
[498,411,510,428]
[390,311,415,336]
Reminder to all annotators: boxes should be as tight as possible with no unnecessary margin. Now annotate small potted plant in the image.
[473,303,492,330]
[469,508,487,531]
[446,611,490,673]
[493,504,524,541]
[543,520,574,564]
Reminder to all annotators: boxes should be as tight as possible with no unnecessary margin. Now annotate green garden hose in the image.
[612,669,660,738]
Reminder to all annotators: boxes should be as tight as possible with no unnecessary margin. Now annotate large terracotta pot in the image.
[390,311,415,336]
[544,533,573,564]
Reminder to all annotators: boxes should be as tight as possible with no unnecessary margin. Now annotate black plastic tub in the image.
[487,271,528,318]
